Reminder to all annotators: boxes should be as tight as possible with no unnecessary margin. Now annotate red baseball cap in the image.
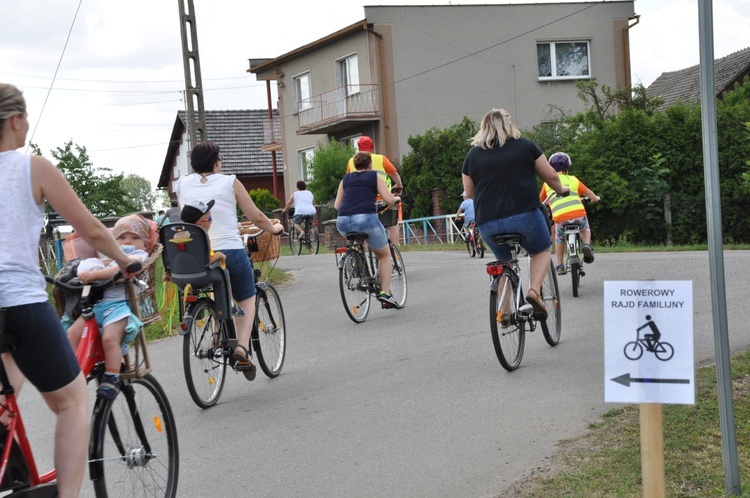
[357,136,374,152]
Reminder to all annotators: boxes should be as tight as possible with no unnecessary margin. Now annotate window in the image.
[298,147,315,181]
[336,54,360,96]
[537,41,590,80]
[293,72,312,112]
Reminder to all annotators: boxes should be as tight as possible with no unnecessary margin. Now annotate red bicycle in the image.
[0,269,179,497]
[459,218,485,258]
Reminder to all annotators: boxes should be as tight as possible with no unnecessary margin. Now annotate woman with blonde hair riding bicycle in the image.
[462,108,569,317]
[0,82,141,498]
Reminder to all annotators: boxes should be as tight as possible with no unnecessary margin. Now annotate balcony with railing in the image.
[260,117,282,152]
[297,84,380,134]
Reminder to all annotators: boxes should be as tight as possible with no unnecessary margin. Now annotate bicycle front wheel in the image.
[91,373,179,498]
[476,233,485,259]
[254,284,287,377]
[339,252,370,323]
[490,270,525,371]
[389,244,407,308]
[307,225,320,255]
[540,261,562,346]
[183,298,226,409]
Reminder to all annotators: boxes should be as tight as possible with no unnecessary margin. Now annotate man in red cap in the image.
[346,136,403,243]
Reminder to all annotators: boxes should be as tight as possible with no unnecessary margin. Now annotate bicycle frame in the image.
[563,224,582,268]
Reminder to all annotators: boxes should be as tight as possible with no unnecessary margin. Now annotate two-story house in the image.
[249,2,636,200]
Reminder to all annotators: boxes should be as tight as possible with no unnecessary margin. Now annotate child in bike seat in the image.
[180,199,226,266]
[66,214,151,399]
[539,152,601,275]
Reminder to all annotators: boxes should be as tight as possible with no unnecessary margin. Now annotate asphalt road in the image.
[18,249,750,497]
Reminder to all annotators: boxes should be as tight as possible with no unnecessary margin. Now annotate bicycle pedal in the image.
[519,304,533,315]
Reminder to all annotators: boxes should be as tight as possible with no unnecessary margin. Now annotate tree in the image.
[249,188,280,215]
[306,139,355,203]
[41,140,138,217]
[121,174,157,212]
[400,117,478,218]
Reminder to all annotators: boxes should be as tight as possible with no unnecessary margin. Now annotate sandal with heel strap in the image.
[232,345,257,381]
[525,288,548,320]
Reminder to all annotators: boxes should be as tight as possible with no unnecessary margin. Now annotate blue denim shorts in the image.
[337,213,388,250]
[223,248,256,302]
[93,300,143,346]
[555,216,589,243]
[478,208,551,261]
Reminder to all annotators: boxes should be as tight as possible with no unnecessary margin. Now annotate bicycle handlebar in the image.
[45,260,142,292]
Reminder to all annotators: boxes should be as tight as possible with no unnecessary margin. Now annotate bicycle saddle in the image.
[492,233,524,245]
[346,232,369,242]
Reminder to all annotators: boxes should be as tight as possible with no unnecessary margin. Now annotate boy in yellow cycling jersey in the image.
[539,152,600,275]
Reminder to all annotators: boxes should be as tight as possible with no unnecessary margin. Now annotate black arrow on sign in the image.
[611,373,690,387]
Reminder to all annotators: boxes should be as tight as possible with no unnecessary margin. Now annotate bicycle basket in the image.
[239,220,280,262]
[377,205,399,228]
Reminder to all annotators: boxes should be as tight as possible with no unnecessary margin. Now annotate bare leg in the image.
[529,248,552,296]
[234,296,256,356]
[555,241,565,267]
[101,321,126,374]
[40,373,89,498]
[67,317,85,353]
[388,225,400,245]
[372,246,393,294]
[294,223,304,237]
[581,228,592,245]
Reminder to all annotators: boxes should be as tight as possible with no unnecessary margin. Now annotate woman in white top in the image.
[174,141,283,381]
[282,180,316,238]
[0,83,141,498]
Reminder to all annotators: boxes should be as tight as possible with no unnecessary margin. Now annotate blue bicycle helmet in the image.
[549,152,571,173]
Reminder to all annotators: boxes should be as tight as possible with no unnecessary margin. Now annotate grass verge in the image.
[499,350,750,497]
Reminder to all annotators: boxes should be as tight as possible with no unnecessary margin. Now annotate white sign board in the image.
[604,281,695,405]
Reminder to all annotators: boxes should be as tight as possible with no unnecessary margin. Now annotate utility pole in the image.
[177,0,207,150]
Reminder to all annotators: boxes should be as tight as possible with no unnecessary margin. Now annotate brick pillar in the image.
[431,188,446,216]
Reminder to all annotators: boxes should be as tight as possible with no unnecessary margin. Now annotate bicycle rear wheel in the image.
[540,261,562,346]
[339,252,370,323]
[306,224,320,255]
[289,228,302,255]
[489,270,525,371]
[389,244,407,308]
[183,298,226,409]
[253,283,287,377]
[91,374,179,498]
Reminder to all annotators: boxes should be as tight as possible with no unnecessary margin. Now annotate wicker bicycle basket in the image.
[239,220,281,262]
[377,205,399,228]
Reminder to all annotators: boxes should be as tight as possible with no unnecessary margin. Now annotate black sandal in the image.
[232,345,257,381]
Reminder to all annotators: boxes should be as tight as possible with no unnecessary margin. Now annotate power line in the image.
[26,0,84,152]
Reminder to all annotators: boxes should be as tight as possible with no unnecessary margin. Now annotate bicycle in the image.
[485,234,562,371]
[27,267,180,497]
[288,213,319,255]
[459,217,485,258]
[160,222,287,409]
[624,331,674,361]
[556,197,590,297]
[335,203,407,323]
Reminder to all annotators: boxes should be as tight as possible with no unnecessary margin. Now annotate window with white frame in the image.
[336,54,360,96]
[298,147,315,181]
[537,41,591,80]
[293,72,312,112]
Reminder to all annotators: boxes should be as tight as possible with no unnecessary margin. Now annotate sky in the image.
[2,0,749,199]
